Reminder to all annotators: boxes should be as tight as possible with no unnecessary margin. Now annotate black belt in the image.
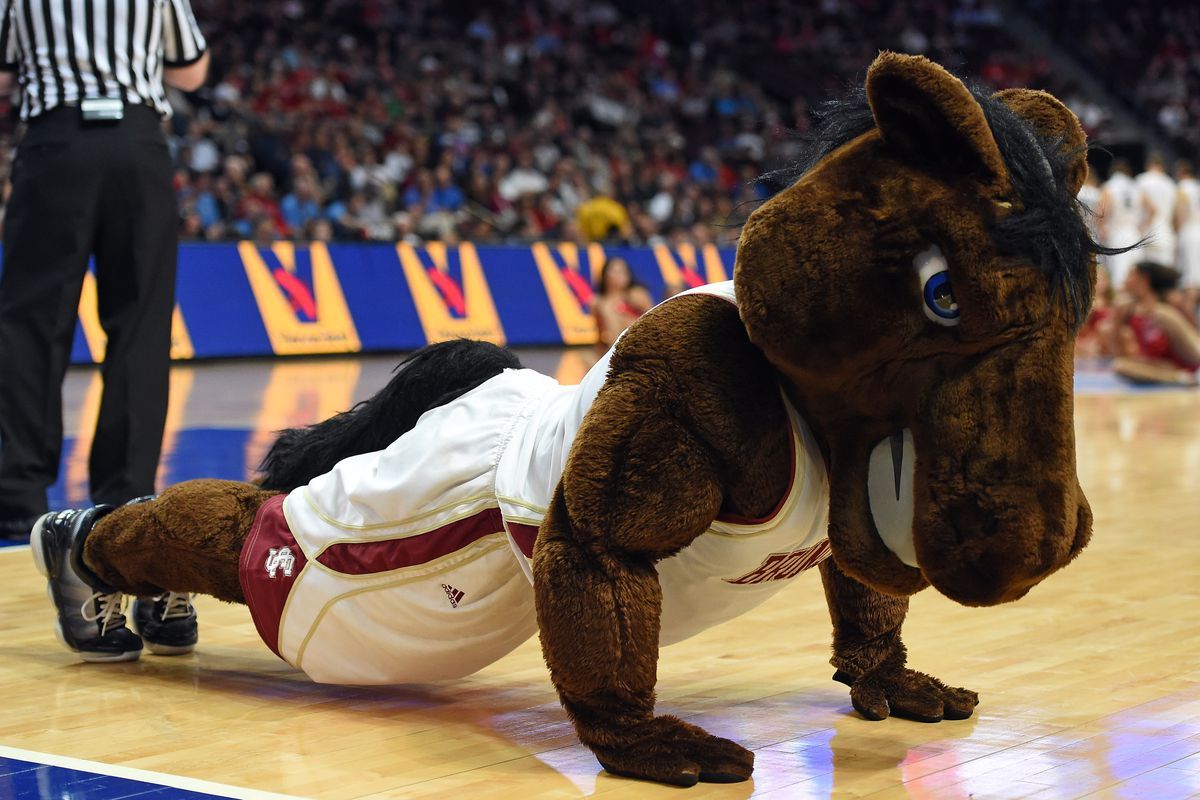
[27,101,161,128]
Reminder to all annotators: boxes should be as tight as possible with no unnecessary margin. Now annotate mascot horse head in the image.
[736,52,1102,606]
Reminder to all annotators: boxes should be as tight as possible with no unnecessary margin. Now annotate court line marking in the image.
[0,744,308,799]
[2,546,305,798]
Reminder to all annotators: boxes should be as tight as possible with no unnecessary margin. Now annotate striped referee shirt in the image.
[0,0,206,120]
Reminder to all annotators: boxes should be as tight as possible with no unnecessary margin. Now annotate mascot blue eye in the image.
[914,245,960,327]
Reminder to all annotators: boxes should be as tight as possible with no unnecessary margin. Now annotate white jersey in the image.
[1101,172,1144,285]
[1178,178,1200,286]
[1103,173,1143,234]
[1136,170,1177,266]
[243,282,831,684]
[1180,178,1200,223]
[1077,183,1102,239]
[498,282,831,644]
[1077,183,1101,212]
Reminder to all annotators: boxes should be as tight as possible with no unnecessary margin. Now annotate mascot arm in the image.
[533,382,754,787]
[532,295,788,787]
[820,558,978,722]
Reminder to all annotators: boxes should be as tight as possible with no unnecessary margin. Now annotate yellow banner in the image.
[396,241,505,345]
[76,271,194,361]
[239,241,361,356]
[653,243,730,289]
[245,359,363,480]
[530,242,606,345]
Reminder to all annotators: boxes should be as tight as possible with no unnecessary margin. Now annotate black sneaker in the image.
[30,508,143,663]
[133,592,198,655]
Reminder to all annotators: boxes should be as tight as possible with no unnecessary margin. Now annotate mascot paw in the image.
[591,715,754,787]
[833,663,978,723]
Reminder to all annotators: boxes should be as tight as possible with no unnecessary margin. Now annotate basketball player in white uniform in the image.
[229,282,834,685]
[1100,159,1152,287]
[1136,153,1177,268]
[1175,160,1200,288]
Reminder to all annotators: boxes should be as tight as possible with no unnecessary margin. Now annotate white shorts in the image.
[239,369,555,685]
[1104,226,1142,287]
[1141,227,1177,269]
[1179,225,1200,287]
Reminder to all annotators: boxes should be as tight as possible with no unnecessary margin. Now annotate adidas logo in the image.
[441,583,465,608]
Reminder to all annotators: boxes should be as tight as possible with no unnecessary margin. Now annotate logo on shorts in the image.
[265,546,297,579]
[723,540,832,585]
[441,583,465,608]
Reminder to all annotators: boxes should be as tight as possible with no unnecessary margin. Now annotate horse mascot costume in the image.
[32,53,1111,787]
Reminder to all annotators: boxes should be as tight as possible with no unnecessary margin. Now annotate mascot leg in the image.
[82,479,275,602]
[820,558,978,722]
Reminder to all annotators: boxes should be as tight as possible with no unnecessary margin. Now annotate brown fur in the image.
[84,479,277,602]
[993,88,1089,194]
[866,51,1011,198]
[533,296,788,786]
[820,558,977,722]
[535,53,1093,785]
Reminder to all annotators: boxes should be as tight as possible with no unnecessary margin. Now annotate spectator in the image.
[593,257,653,352]
[430,167,466,214]
[307,218,334,243]
[1111,262,1200,386]
[1037,1,1200,159]
[281,174,324,235]
[499,151,550,201]
[1075,265,1117,358]
[0,0,1111,248]
[184,121,221,174]
[235,173,288,239]
[578,192,632,242]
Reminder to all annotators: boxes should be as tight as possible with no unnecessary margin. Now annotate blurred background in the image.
[1,0,1193,249]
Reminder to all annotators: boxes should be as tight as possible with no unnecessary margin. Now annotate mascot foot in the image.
[833,665,978,723]
[590,715,754,787]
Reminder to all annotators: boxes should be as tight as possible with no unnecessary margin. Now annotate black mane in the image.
[759,83,1134,328]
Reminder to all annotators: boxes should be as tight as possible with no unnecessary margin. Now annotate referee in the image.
[0,0,207,542]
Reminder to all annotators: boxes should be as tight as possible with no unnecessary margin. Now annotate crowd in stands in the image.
[1036,0,1200,161]
[0,0,1112,246]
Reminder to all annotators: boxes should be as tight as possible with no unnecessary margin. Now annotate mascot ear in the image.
[993,88,1089,196]
[866,52,1009,195]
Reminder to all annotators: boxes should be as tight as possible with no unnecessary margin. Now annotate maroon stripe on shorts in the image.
[316,507,506,575]
[238,494,305,660]
[505,521,538,558]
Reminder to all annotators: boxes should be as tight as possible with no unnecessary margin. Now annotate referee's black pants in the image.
[0,104,177,521]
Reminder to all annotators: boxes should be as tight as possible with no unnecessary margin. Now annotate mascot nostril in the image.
[56,52,1114,789]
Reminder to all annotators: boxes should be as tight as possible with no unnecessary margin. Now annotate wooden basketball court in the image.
[0,357,1197,799]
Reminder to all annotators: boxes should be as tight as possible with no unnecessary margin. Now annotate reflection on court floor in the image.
[46,351,1195,511]
[48,348,599,510]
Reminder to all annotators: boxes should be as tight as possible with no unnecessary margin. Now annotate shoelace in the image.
[158,592,194,621]
[80,592,128,637]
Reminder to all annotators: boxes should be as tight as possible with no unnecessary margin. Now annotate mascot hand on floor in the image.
[31,53,1107,788]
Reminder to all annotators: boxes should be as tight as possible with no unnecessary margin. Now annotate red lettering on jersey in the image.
[723,540,832,585]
